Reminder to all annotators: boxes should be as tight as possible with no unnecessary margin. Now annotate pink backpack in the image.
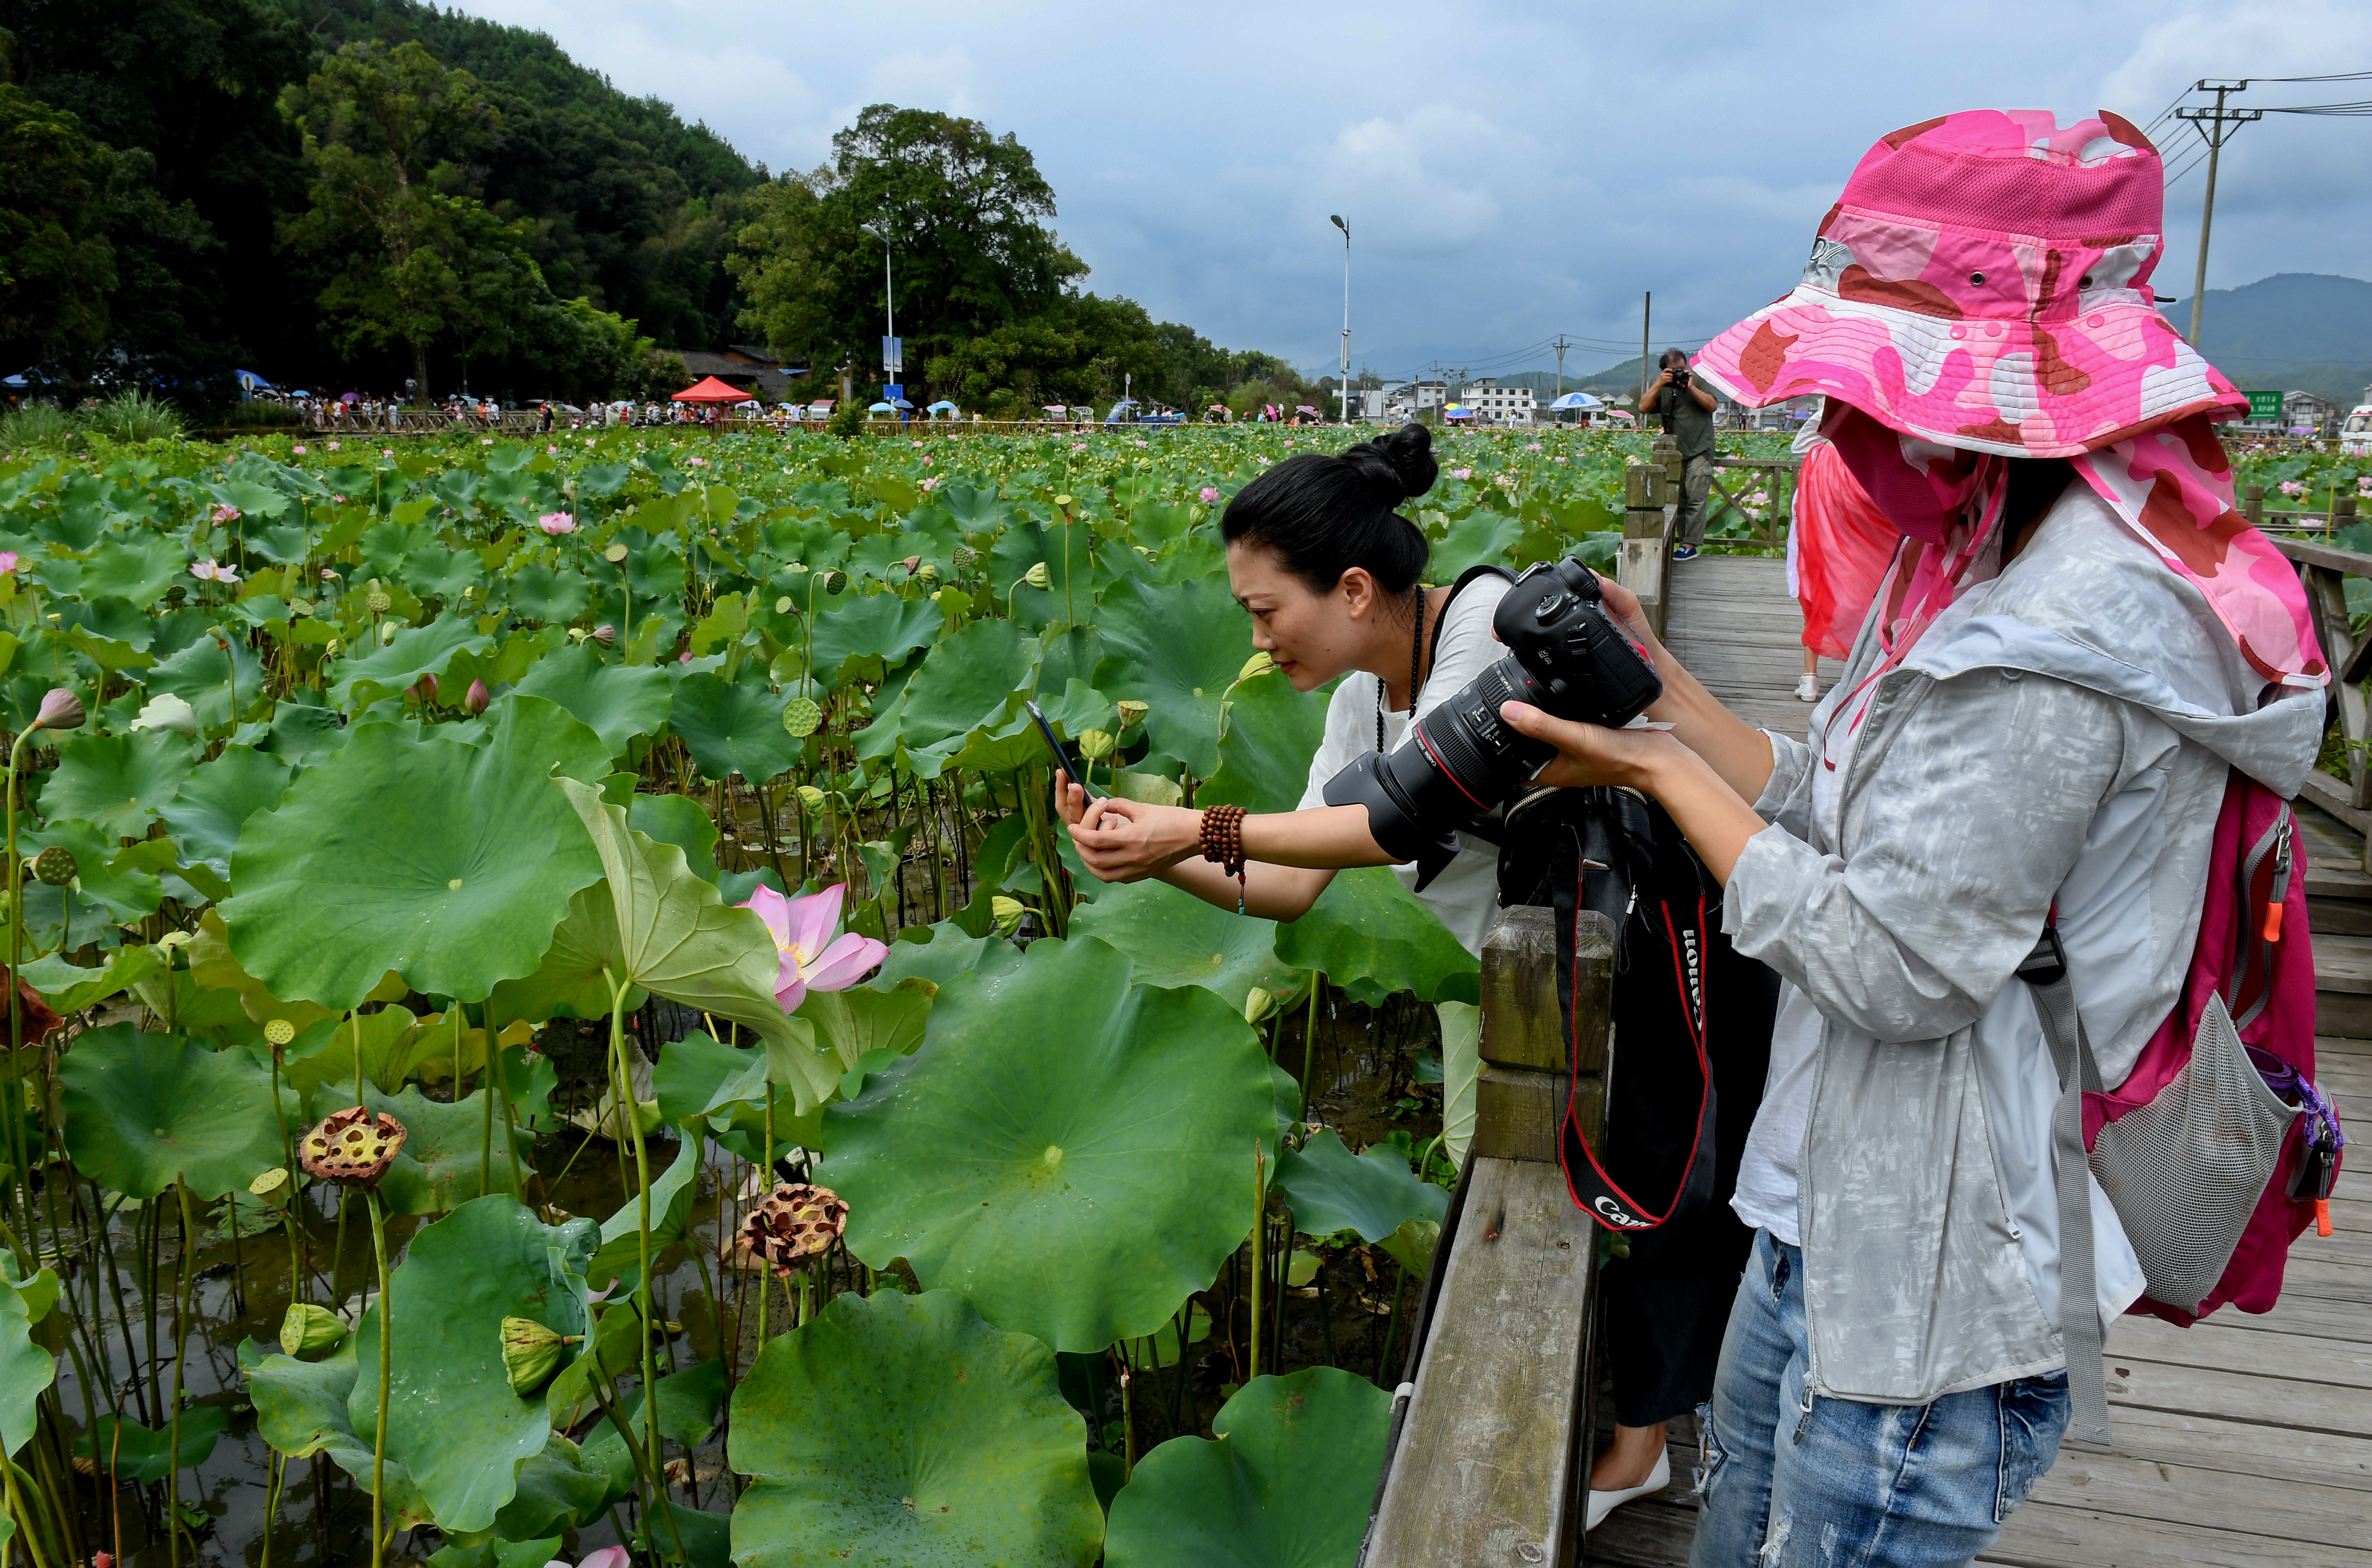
[2023,772,2346,1443]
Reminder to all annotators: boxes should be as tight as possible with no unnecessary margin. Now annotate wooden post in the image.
[1618,460,1672,640]
[1366,906,1616,1568]
[2246,482,2265,529]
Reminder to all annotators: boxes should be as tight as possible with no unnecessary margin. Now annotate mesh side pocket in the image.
[2091,993,2296,1316]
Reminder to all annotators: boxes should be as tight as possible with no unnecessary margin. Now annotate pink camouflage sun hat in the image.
[1692,109,2248,456]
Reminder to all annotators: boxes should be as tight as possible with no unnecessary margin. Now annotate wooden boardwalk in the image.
[1586,553,2372,1568]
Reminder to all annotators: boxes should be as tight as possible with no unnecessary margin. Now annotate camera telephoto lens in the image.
[1324,557,1663,873]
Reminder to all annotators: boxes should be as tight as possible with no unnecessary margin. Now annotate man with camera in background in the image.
[1641,349,1719,561]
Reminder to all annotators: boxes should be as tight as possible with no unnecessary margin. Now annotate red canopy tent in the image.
[672,376,751,405]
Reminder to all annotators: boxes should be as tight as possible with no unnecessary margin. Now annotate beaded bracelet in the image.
[1199,803,1248,914]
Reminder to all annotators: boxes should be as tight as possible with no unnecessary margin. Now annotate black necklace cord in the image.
[1375,588,1429,753]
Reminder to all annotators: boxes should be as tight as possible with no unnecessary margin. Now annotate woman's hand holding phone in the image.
[1054,779,1200,883]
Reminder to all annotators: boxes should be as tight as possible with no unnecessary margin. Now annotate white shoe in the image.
[1585,1447,1669,1532]
[1795,672,1819,702]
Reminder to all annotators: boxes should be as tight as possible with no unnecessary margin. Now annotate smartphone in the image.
[1026,700,1100,797]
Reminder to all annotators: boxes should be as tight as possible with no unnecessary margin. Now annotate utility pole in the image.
[1331,215,1352,422]
[1553,334,1571,396]
[1637,292,1652,412]
[2175,81,2261,347]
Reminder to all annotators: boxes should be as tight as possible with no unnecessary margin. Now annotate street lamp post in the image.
[862,223,898,396]
[1330,215,1350,423]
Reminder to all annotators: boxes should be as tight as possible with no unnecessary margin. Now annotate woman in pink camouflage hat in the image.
[1495,110,2326,1565]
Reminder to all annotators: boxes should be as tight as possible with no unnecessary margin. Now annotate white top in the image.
[1297,575,1512,957]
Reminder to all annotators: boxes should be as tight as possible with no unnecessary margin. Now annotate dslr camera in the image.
[1324,556,1663,871]
[1664,365,1691,391]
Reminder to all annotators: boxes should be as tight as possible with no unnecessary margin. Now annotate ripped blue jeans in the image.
[1689,1230,2068,1568]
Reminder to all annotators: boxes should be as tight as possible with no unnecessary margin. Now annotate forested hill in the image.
[0,0,765,400]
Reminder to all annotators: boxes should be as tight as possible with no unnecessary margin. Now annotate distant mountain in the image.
[2162,273,2372,405]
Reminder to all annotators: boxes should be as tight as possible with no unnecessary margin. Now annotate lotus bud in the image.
[31,847,75,887]
[325,637,341,655]
[1023,561,1050,590]
[591,623,617,647]
[31,688,83,732]
[1115,700,1148,728]
[250,1166,289,1198]
[130,693,198,738]
[498,1315,582,1394]
[900,554,923,575]
[378,623,397,646]
[412,672,438,705]
[604,542,630,563]
[795,784,828,812]
[279,1302,348,1359]
[774,595,794,614]
[1238,650,1276,683]
[1244,986,1276,1025]
[952,544,978,573]
[465,678,490,715]
[820,570,848,595]
[992,895,1027,937]
[366,588,392,615]
[915,562,938,582]
[781,697,821,738]
[297,1106,407,1189]
[738,1184,850,1277]
[1076,728,1114,761]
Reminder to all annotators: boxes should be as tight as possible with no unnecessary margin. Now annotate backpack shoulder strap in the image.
[2018,920,2114,1448]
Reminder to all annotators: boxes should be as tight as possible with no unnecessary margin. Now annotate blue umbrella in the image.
[1549,392,1603,410]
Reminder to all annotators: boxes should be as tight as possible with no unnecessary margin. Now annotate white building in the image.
[2284,390,2337,436]
[1457,378,1536,426]
[1379,380,1447,422]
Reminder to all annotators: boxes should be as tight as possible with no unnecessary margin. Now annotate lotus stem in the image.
[1,1452,52,1568]
[169,1178,196,1568]
[367,1188,391,1568]
[757,1085,774,1348]
[1116,1348,1135,1481]
[473,1004,494,1193]
[604,970,662,1507]
[1249,1139,1266,1385]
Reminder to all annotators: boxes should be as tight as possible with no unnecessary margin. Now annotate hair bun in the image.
[1340,422,1438,508]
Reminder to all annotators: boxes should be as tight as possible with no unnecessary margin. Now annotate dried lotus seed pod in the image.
[297,1107,407,1188]
[737,1184,849,1277]
[30,847,76,887]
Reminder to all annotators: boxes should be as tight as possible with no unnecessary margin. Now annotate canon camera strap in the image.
[1516,788,1720,1233]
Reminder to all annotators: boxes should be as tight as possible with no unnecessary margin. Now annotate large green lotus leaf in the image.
[276,1006,421,1098]
[629,792,719,880]
[22,818,166,923]
[58,1025,284,1201]
[799,591,941,689]
[223,696,609,1009]
[0,1259,58,1456]
[81,534,188,605]
[1102,1368,1391,1568]
[1428,510,1525,579]
[484,1434,613,1543]
[895,617,1038,753]
[486,886,636,1024]
[657,1034,823,1159]
[38,729,193,839]
[584,1124,699,1289]
[728,1289,1102,1568]
[501,560,594,625]
[670,672,799,784]
[327,612,496,712]
[1274,867,1480,1006]
[823,935,1274,1350]
[17,944,163,1014]
[1269,1129,1447,1244]
[351,1083,534,1216]
[1199,670,1331,818]
[553,777,828,1110]
[350,1195,598,1535]
[512,642,674,757]
[70,1407,229,1484]
[1092,576,1253,778]
[794,978,933,1075]
[245,1326,432,1527]
[1069,881,1295,1015]
[159,745,292,864]
[144,630,264,732]
[869,922,1023,991]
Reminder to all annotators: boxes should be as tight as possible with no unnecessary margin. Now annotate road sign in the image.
[2246,390,2282,422]
[881,336,903,374]
[883,384,904,403]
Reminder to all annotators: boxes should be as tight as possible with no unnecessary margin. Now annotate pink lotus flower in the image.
[570,1550,631,1568]
[2280,479,2307,498]
[292,444,307,455]
[920,476,940,492]
[190,559,239,584]
[1199,486,1220,504]
[539,512,576,535]
[211,504,240,524]
[1450,468,1472,481]
[740,883,887,1012]
[382,449,395,458]
[0,553,16,575]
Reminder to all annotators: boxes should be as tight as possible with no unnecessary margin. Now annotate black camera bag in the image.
[1497,786,1723,1232]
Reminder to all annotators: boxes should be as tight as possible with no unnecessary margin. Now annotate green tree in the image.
[0,83,117,367]
[278,39,514,401]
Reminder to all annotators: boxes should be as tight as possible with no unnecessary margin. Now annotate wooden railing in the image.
[2272,532,2372,865]
[1362,904,1615,1567]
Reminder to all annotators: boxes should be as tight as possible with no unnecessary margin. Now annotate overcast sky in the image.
[448,0,2372,382]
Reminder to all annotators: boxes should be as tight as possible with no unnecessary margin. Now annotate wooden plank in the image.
[2268,533,2372,576]
[1984,1497,2372,1568]
[2109,1315,2372,1390]
[1366,1156,1597,1567]
[1482,905,1594,1074]
[2104,1352,2371,1435]
[2018,1447,2372,1552]
[2067,1402,2372,1492]
[2298,767,2372,840]
[2203,1287,2372,1343]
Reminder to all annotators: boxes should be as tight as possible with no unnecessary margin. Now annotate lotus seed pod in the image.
[774,595,794,614]
[738,1184,850,1277]
[31,847,76,887]
[915,562,938,582]
[991,895,1027,936]
[366,589,393,614]
[1054,494,1075,508]
[33,688,83,732]
[296,1106,407,1188]
[264,1018,297,1047]
[286,597,311,618]
[250,1166,289,1198]
[498,1315,582,1394]
[1076,728,1114,761]
[465,678,491,715]
[795,784,828,812]
[1115,700,1148,728]
[952,544,978,573]
[781,697,821,738]
[1238,650,1276,683]
[1244,986,1276,1025]
[1023,561,1050,590]
[279,1302,348,1359]
[820,570,848,595]
[591,623,617,646]
[604,542,629,563]
[900,554,923,575]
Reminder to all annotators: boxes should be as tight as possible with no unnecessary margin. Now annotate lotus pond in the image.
[0,417,2324,1568]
